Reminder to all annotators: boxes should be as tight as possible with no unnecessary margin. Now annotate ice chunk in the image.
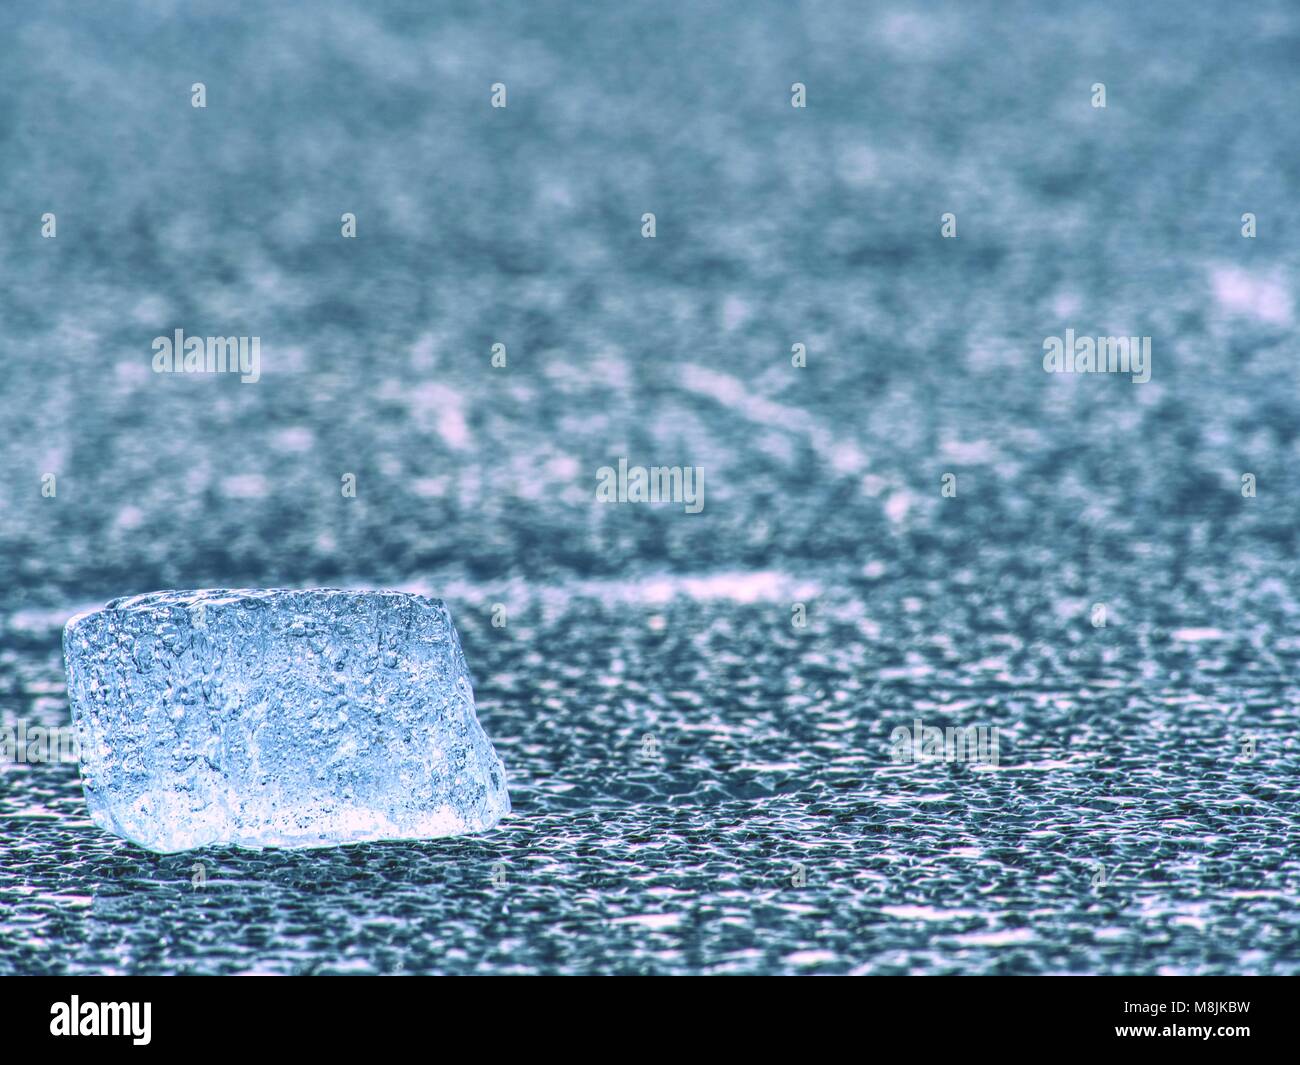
[62,589,510,852]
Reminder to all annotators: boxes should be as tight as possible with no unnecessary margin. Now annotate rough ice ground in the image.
[63,590,510,851]
[1,0,1299,973]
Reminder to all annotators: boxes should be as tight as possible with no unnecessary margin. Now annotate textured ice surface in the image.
[5,0,1300,977]
[62,590,510,852]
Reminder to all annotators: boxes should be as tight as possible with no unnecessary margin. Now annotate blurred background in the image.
[1,0,1298,974]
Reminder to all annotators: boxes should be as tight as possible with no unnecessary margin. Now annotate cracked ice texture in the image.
[62,589,510,852]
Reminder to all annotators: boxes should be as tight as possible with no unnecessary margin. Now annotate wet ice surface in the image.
[6,574,1300,974]
[2,1,1300,972]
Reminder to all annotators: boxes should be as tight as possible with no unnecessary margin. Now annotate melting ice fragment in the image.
[62,589,510,852]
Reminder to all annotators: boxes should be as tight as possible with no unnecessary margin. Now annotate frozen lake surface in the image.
[1,1,1298,973]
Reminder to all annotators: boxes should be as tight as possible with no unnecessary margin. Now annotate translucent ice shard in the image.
[62,589,510,852]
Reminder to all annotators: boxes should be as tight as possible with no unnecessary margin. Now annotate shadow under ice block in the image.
[62,589,511,852]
